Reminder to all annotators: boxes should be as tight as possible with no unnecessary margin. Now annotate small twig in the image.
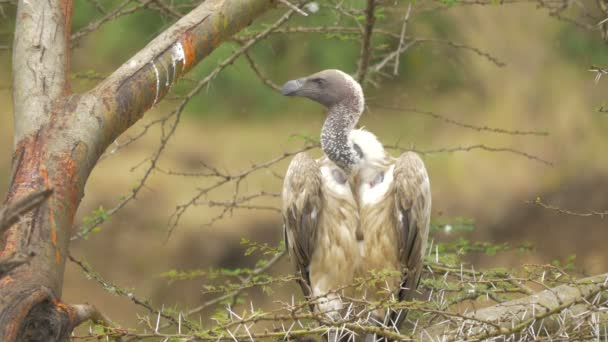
[71,0,151,44]
[589,65,608,84]
[387,143,553,166]
[375,104,548,136]
[278,0,308,16]
[86,0,108,14]
[150,0,183,19]
[527,197,608,218]
[371,39,418,74]
[393,3,411,75]
[243,51,281,92]
[68,254,183,328]
[156,249,287,331]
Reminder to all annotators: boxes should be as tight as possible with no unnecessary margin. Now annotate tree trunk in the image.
[0,0,275,340]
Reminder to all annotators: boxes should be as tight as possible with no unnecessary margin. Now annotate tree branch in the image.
[423,273,608,340]
[83,0,276,153]
[356,0,376,84]
[12,0,72,142]
[67,303,116,329]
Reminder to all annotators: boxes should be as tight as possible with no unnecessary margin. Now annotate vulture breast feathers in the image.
[282,153,360,315]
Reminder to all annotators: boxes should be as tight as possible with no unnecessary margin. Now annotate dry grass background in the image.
[1,1,607,329]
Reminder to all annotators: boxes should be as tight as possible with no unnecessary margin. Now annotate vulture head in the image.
[281,69,364,113]
[282,69,366,173]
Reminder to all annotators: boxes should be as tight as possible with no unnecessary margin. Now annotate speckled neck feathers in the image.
[320,73,365,173]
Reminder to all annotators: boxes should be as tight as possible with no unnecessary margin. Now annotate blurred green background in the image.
[1,0,608,329]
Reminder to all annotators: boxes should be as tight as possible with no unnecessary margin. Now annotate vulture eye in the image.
[310,78,326,87]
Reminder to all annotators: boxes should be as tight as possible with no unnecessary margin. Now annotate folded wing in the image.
[392,152,431,323]
[282,153,322,299]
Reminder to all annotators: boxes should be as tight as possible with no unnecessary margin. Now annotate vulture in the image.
[281,69,431,340]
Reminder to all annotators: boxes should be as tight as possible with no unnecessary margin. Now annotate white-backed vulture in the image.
[281,69,431,340]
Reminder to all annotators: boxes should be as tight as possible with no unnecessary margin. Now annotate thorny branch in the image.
[68,254,185,328]
[72,251,608,341]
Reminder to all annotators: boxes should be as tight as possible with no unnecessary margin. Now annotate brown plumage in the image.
[281,70,431,339]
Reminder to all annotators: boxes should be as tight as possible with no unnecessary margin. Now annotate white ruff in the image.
[348,129,393,205]
[320,165,352,197]
[360,165,394,205]
[348,129,385,165]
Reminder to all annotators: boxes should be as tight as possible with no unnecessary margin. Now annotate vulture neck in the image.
[320,102,363,173]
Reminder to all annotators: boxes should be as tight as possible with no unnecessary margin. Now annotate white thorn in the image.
[155,305,164,333]
[178,312,182,334]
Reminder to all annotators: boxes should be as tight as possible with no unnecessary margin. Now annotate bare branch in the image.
[356,0,377,83]
[68,304,116,329]
[278,0,308,16]
[393,3,412,75]
[83,0,278,151]
[244,51,281,92]
[67,254,180,327]
[527,197,608,218]
[375,105,548,136]
[71,0,142,44]
[387,143,553,166]
[168,144,314,235]
[12,0,72,141]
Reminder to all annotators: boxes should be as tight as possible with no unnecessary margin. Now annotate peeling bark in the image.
[1,0,276,340]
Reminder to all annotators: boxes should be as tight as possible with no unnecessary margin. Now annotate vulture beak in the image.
[281,78,305,96]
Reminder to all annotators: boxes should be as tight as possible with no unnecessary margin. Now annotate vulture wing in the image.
[392,151,431,323]
[282,152,322,300]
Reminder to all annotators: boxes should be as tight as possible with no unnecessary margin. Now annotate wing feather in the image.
[392,152,431,321]
[282,153,322,299]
